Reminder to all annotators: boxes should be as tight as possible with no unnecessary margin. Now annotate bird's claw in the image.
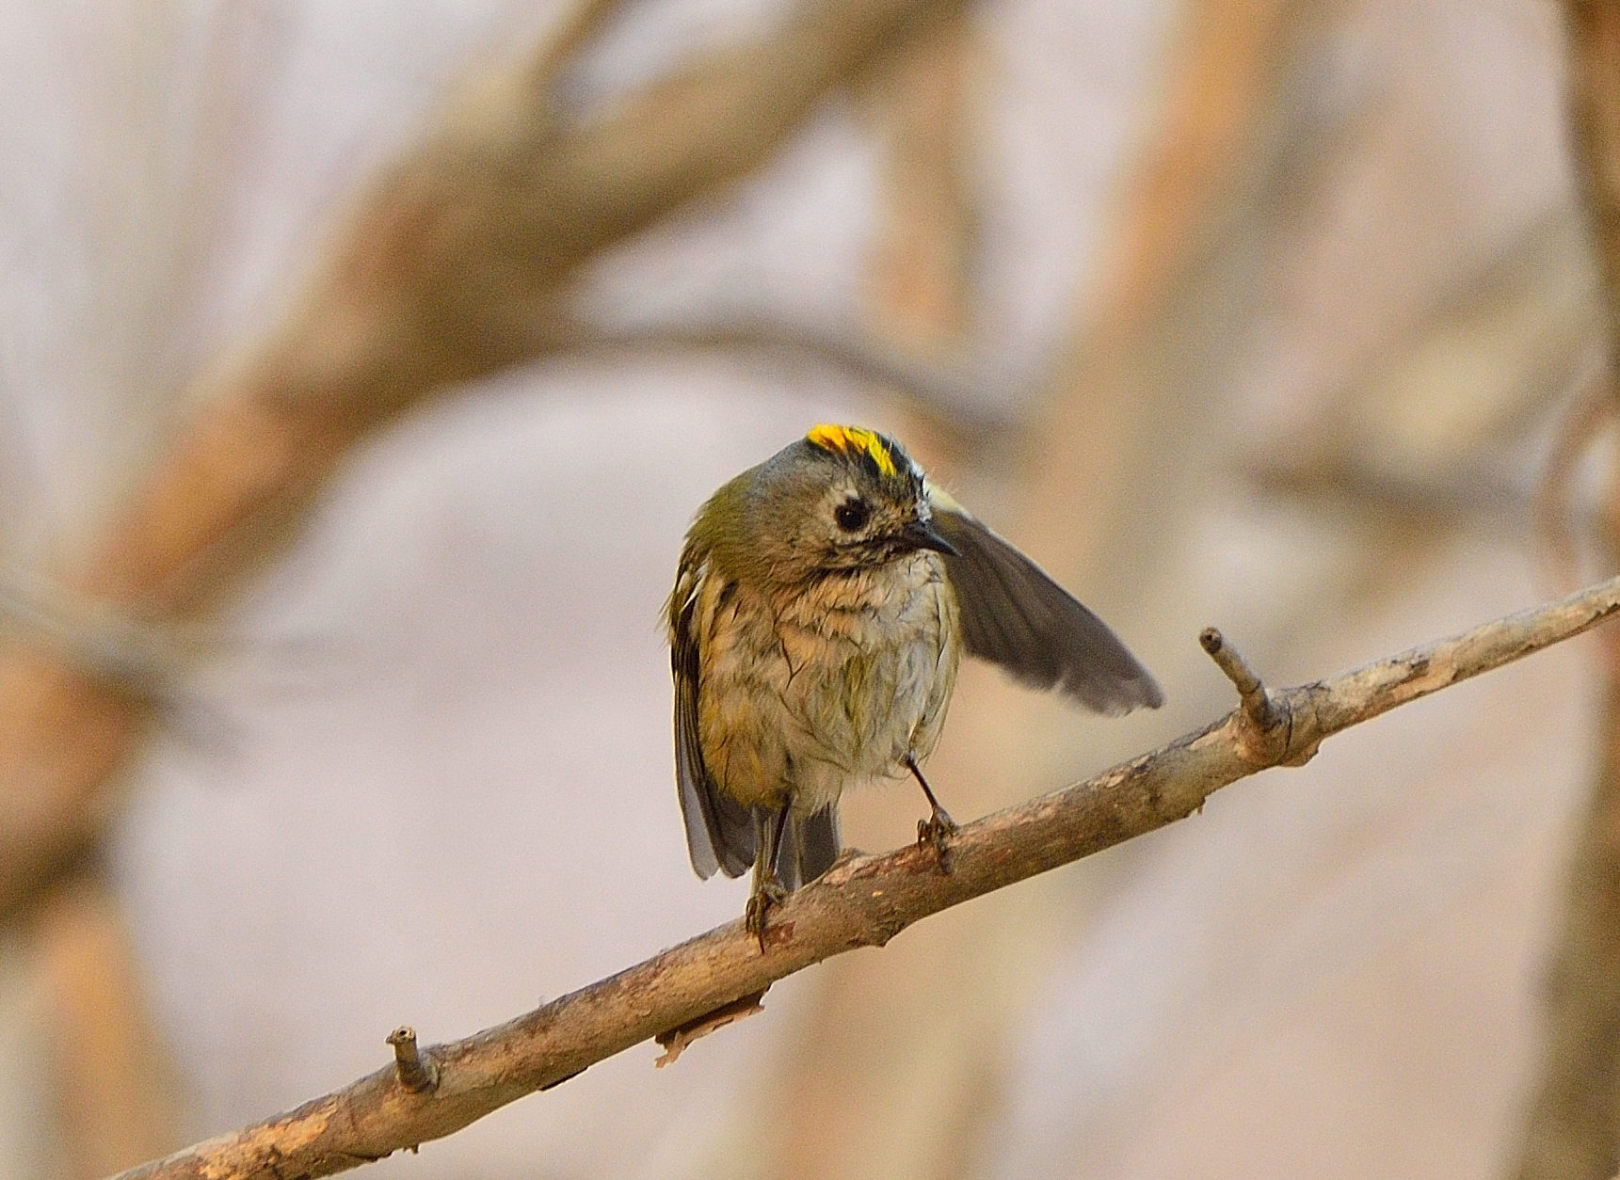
[744,881,788,951]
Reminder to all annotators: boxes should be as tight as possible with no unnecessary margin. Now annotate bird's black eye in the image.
[834,498,870,532]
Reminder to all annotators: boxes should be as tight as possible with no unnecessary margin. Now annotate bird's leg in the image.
[907,753,956,872]
[745,803,790,951]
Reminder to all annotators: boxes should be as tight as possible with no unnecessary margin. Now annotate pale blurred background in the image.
[0,1,1611,1177]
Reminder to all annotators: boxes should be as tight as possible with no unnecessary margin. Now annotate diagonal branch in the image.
[114,573,1620,1180]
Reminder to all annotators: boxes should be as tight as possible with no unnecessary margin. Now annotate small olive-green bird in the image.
[668,424,1161,944]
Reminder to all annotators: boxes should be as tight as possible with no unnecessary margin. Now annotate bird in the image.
[667,424,1161,946]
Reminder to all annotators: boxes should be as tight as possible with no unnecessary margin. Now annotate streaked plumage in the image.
[669,425,1160,945]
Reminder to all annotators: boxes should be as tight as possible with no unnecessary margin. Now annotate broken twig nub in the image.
[387,1026,440,1093]
[1200,627,1284,737]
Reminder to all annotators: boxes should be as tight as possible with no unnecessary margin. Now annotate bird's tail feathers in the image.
[776,806,840,890]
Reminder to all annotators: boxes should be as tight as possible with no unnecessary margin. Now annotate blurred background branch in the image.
[1509,6,1620,1178]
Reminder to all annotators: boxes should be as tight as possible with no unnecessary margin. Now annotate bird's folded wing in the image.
[670,564,755,878]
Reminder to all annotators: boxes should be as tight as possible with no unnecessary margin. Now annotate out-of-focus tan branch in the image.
[1512,632,1620,1180]
[113,574,1620,1180]
[34,872,181,1177]
[1534,369,1613,588]
[1511,5,1620,1179]
[523,0,633,95]
[860,11,978,353]
[1022,0,1310,573]
[0,0,967,924]
[1565,1,1620,347]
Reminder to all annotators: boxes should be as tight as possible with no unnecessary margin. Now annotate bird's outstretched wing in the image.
[930,494,1163,715]
[670,559,755,879]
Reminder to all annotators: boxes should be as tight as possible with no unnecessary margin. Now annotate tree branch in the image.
[114,573,1620,1180]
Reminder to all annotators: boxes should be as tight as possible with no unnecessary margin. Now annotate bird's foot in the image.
[916,806,958,873]
[744,881,788,952]
[905,752,956,873]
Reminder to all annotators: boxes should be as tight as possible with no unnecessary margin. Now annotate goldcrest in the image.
[668,424,1161,945]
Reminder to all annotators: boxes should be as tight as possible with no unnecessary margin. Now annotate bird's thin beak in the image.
[903,520,959,556]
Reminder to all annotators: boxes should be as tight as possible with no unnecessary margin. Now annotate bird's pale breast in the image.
[696,552,960,815]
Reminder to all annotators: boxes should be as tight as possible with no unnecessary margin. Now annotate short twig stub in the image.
[1200,627,1288,760]
[386,1026,440,1093]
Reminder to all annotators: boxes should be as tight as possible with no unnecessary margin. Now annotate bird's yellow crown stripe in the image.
[805,424,897,478]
